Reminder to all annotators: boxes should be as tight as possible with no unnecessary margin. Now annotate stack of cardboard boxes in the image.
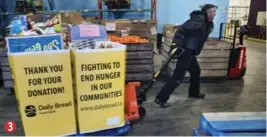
[161,24,178,78]
[161,24,178,58]
[101,19,157,41]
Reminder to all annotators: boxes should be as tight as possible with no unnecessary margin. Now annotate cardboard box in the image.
[163,24,179,37]
[84,17,98,24]
[131,20,157,28]
[58,12,83,25]
[27,13,57,22]
[101,20,132,31]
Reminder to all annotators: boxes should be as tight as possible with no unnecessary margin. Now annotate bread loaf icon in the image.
[24,105,36,117]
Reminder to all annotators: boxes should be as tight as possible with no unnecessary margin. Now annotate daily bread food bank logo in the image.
[25,105,37,117]
[24,102,72,117]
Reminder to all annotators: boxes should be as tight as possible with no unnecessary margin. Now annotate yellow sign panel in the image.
[9,50,76,136]
[72,48,126,133]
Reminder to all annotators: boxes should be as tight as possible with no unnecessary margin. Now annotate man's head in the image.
[201,4,217,22]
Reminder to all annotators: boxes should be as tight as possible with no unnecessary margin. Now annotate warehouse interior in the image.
[0,0,266,136]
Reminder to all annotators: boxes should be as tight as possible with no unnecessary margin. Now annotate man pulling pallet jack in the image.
[153,4,218,108]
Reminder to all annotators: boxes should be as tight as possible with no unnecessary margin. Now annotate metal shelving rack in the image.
[1,0,157,21]
[97,0,157,20]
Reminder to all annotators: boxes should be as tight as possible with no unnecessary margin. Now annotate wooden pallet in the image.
[161,39,231,79]
[166,67,228,78]
[166,61,228,70]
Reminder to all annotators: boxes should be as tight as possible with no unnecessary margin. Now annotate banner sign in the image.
[9,50,76,136]
[6,34,63,53]
[72,44,126,133]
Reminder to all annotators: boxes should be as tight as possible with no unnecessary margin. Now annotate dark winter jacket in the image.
[172,10,214,55]
[239,25,250,36]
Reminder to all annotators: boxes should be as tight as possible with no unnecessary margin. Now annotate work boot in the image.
[189,93,206,99]
[154,98,171,108]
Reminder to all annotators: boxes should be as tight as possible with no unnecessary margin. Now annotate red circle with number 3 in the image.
[4,121,16,133]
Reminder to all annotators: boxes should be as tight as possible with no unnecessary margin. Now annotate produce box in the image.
[84,17,98,24]
[27,13,57,22]
[131,20,157,39]
[163,24,179,36]
[71,41,126,134]
[9,50,77,136]
[58,11,83,25]
[101,20,132,31]
[102,20,157,40]
[131,20,157,28]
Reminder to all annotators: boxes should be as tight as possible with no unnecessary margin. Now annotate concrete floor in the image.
[0,40,266,136]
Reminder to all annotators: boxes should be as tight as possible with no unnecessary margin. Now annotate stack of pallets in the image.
[161,38,231,81]
[126,43,154,81]
[193,112,266,136]
[0,48,14,92]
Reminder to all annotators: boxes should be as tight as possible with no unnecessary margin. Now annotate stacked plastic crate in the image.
[0,48,13,91]
[126,42,154,81]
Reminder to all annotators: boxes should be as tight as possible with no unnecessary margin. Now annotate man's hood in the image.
[189,10,207,22]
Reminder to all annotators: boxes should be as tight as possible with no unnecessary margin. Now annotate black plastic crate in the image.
[126,64,154,73]
[127,59,153,64]
[1,66,11,72]
[104,0,131,9]
[127,51,153,60]
[3,80,14,88]
[0,60,9,67]
[0,49,7,57]
[2,72,12,80]
[126,43,153,51]
[126,73,153,81]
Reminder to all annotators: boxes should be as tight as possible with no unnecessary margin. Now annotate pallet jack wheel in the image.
[138,106,146,119]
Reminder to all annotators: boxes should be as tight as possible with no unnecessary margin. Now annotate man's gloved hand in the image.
[168,43,177,54]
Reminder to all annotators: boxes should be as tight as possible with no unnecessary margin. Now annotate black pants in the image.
[156,50,200,102]
[239,34,244,45]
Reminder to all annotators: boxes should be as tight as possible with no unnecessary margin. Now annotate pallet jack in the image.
[228,30,247,79]
[125,45,185,121]
[228,44,247,79]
